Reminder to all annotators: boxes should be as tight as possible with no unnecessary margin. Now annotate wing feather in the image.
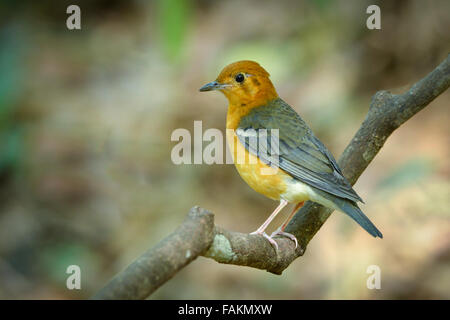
[237,98,363,203]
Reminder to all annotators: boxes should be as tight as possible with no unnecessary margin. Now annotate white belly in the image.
[282,178,339,210]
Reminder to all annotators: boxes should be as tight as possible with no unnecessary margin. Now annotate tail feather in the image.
[335,199,383,238]
[309,187,383,238]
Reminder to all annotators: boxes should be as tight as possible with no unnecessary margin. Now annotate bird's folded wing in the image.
[237,98,363,203]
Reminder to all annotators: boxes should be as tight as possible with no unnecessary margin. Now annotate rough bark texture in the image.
[92,207,215,299]
[93,54,449,299]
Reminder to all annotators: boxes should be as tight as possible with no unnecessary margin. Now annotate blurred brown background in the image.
[0,0,449,299]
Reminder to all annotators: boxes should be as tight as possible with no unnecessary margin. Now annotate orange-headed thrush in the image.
[200,60,382,249]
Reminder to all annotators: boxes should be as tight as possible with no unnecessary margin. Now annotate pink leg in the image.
[251,199,289,234]
[271,201,305,248]
[281,201,304,231]
[250,199,289,250]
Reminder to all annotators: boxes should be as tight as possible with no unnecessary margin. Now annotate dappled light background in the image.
[0,0,449,299]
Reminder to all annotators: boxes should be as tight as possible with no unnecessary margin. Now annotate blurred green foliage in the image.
[0,28,24,176]
[376,157,435,195]
[157,0,192,62]
[0,0,448,300]
[40,243,99,287]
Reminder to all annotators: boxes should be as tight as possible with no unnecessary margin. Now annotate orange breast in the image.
[226,130,289,201]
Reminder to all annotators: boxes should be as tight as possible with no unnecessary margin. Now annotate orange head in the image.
[199,60,278,107]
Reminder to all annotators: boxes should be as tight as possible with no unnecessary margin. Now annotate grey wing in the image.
[237,99,363,203]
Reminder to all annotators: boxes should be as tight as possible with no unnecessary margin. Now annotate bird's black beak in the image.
[199,81,223,92]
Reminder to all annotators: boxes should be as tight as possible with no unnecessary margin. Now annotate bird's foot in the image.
[250,230,279,251]
[270,227,298,248]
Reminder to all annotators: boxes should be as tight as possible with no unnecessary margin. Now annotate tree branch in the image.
[93,207,215,299]
[94,54,449,299]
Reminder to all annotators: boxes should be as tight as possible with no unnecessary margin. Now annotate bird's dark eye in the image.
[235,73,245,83]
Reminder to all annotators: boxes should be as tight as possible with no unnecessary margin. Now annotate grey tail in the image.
[333,197,383,238]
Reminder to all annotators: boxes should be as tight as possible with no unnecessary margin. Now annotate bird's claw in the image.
[270,228,298,248]
[250,230,279,251]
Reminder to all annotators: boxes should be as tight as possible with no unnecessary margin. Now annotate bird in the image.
[199,60,382,250]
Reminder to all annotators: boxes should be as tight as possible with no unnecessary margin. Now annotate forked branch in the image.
[93,54,449,300]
